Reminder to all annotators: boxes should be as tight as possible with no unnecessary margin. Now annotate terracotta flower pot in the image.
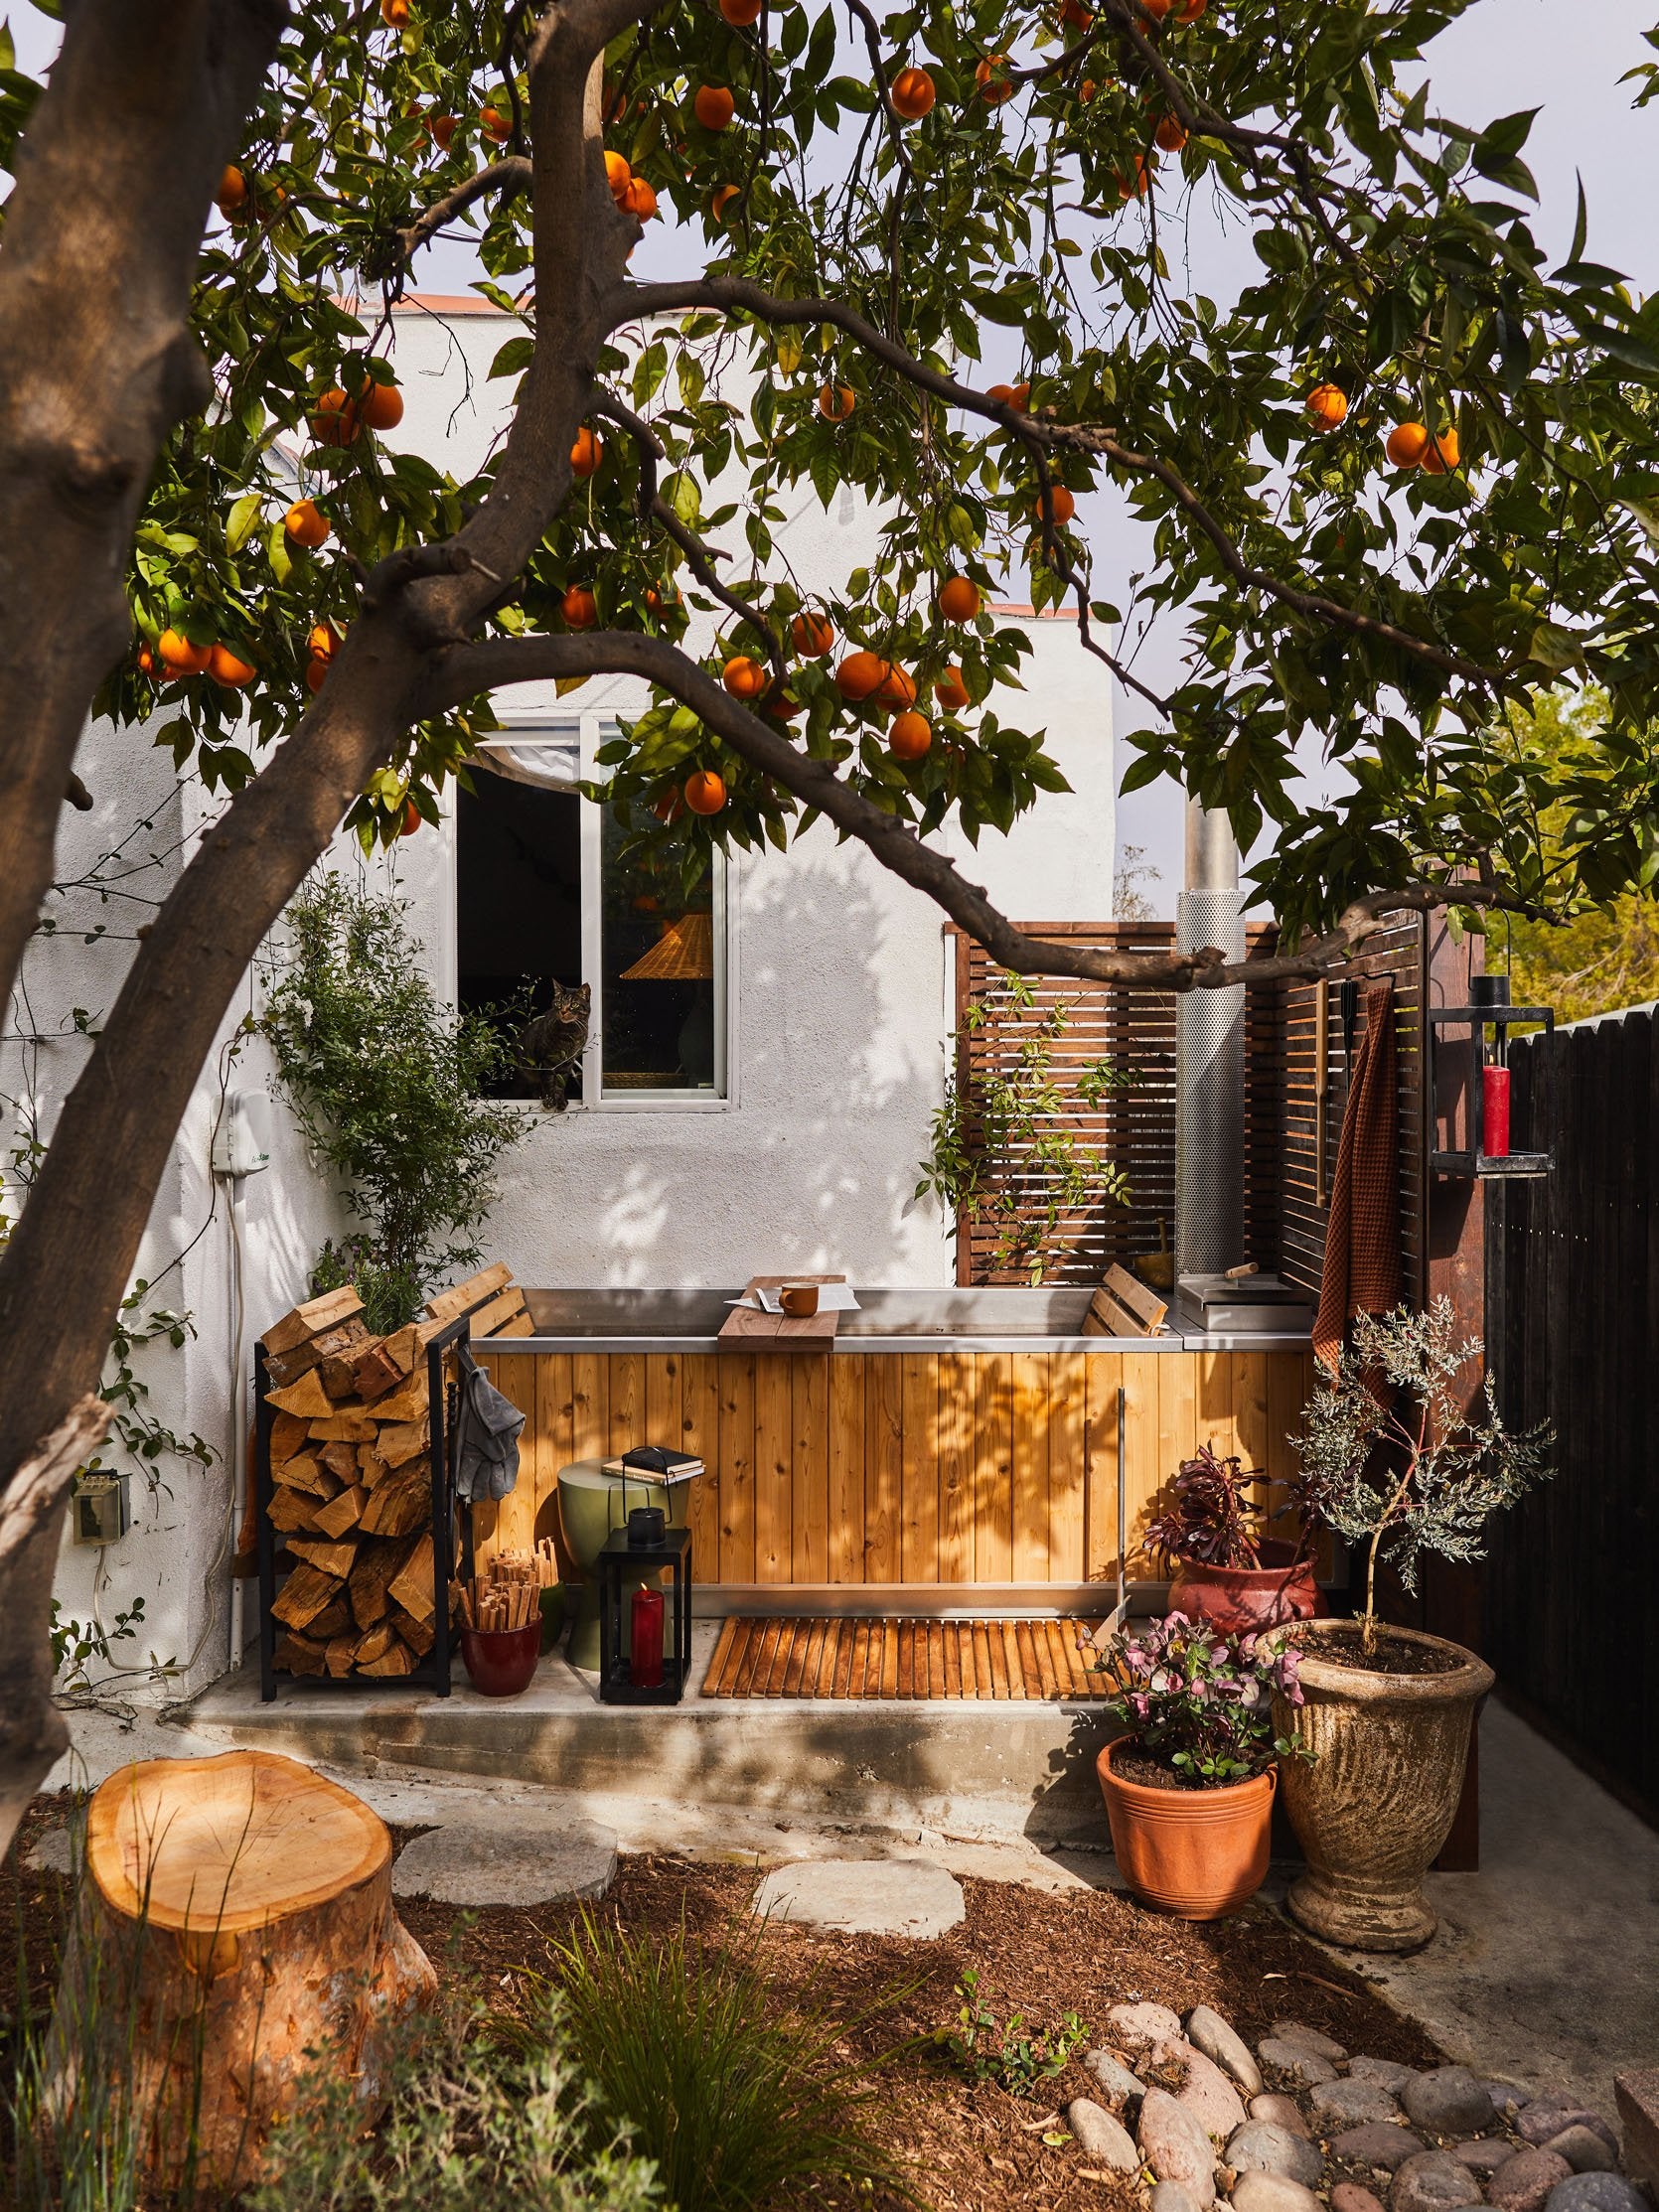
[460,1621,541,1697]
[1272,1618,1494,1953]
[1096,1737,1277,1920]
[1167,1540,1319,1634]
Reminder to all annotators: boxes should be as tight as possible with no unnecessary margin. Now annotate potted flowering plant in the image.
[1275,1297,1553,1952]
[1147,1443,1319,1632]
[1087,1612,1308,1920]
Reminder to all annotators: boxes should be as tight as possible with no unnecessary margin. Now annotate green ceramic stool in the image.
[556,1459,684,1672]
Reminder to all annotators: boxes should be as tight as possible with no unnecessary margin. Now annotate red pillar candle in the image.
[1482,1064,1511,1158]
[630,1583,666,1689]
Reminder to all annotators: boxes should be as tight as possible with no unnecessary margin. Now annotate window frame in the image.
[462,711,735,1113]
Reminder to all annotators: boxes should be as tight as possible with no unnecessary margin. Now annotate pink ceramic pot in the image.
[1167,1540,1318,1634]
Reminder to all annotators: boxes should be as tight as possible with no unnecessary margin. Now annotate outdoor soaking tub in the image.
[471,1286,1315,1607]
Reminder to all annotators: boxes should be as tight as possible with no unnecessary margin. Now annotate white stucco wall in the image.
[17,294,1114,1694]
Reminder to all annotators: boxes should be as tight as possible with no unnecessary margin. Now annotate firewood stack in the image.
[261,1264,531,1682]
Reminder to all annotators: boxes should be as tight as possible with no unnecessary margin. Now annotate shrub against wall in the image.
[264,877,527,1333]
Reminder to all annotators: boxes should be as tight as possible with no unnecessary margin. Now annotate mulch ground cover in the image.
[4,1801,1443,2212]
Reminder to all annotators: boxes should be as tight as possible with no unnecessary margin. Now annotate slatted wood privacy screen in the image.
[952,924,1285,1286]
[475,1344,1316,1590]
[1279,916,1427,1303]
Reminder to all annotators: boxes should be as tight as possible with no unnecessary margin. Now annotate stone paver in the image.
[751,1856,965,1937]
[390,1817,617,1906]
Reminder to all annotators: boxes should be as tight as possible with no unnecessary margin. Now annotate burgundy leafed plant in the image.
[1145,1443,1270,1570]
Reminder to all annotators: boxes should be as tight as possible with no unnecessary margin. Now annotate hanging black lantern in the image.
[1428,974,1554,1179]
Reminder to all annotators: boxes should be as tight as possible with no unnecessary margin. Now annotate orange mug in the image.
[780,1281,820,1318]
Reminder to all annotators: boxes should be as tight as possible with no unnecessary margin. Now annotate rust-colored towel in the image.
[1313,976,1402,1373]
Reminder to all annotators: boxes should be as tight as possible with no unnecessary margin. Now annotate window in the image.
[456,719,728,1106]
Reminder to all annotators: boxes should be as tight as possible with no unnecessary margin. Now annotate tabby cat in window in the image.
[515,981,590,1109]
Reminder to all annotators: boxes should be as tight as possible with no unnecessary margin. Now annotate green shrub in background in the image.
[505,1907,916,2212]
[264,877,527,1334]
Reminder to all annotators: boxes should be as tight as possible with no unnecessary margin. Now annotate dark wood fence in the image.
[1485,1004,1659,1819]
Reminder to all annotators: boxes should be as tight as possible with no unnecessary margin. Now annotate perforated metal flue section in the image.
[1175,888,1246,1278]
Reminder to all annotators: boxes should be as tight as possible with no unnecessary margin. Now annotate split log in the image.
[359,1466,429,1539]
[53,1751,434,2191]
[285,1536,358,1579]
[346,1536,413,1631]
[266,1486,321,1534]
[309,1409,377,1442]
[317,1440,362,1482]
[268,1561,341,1631]
[365,1370,428,1425]
[388,1532,436,1623]
[390,1605,435,1656]
[273,1632,326,1676]
[313,1483,367,1537]
[265,1369,333,1420]
[324,1634,358,1678]
[308,1596,352,1640]
[358,1640,416,1677]
[269,1410,312,1464]
[259,1285,364,1357]
[377,1416,428,1468]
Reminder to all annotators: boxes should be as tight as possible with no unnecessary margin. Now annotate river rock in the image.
[1517,2107,1616,2154]
[1350,2059,1420,2097]
[1261,2038,1340,2087]
[1334,2188,1389,2212]
[1451,2140,1523,2176]
[1488,2149,1575,2212]
[1334,2128,1430,2174]
[1188,2005,1265,2096]
[1154,2185,1204,2212]
[1486,2085,1530,2119]
[1232,2170,1325,2212]
[1140,2086,1219,2205]
[1087,2047,1147,2108]
[1273,2019,1350,2063]
[1403,2069,1496,2138]
[1226,2121,1325,2189]
[1111,2001,1187,2055]
[1314,2080,1408,2131]
[1391,2148,1486,2212]
[1069,2098,1140,2172]
[1545,2129,1617,2176]
[1158,2041,1248,2140]
[1543,2178,1647,2212]
[1253,2095,1314,2139]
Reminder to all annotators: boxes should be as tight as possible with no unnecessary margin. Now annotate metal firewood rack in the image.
[255,1313,473,1700]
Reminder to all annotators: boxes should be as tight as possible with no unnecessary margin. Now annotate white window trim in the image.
[465,711,737,1113]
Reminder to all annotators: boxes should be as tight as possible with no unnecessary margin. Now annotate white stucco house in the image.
[8,296,1117,1700]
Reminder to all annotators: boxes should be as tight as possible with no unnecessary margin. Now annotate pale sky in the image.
[9,0,1654,908]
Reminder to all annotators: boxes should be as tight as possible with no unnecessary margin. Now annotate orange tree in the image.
[1,0,1658,1835]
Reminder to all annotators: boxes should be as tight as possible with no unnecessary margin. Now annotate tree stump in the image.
[51,1748,435,2191]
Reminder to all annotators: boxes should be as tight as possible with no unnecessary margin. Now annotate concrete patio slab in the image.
[391,1815,617,1906]
[754,1856,966,1937]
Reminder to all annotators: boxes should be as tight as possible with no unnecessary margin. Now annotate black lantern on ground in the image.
[597,1520,692,1704]
[1429,974,1555,1179]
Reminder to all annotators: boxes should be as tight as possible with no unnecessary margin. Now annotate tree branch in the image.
[396,155,533,260]
[421,628,1525,988]
[615,274,1500,691]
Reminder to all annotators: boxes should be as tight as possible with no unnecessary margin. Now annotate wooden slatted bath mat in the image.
[701,1615,1115,1700]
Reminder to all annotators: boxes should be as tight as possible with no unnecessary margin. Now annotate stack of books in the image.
[603,1443,704,1487]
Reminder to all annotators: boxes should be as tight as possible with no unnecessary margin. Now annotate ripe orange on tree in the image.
[304,658,329,694]
[937,575,980,623]
[764,685,803,721]
[1061,0,1096,25]
[430,112,457,151]
[1386,421,1431,469]
[380,0,410,24]
[988,379,1031,410]
[135,645,155,677]
[818,382,855,421]
[720,0,763,22]
[1306,383,1349,431]
[876,663,916,709]
[1037,484,1077,525]
[621,176,658,220]
[935,666,971,713]
[604,149,632,202]
[1173,0,1206,19]
[694,84,736,130]
[570,426,603,477]
[307,622,340,662]
[400,799,422,837]
[284,498,331,548]
[891,67,936,120]
[157,630,212,676]
[683,769,728,814]
[889,710,933,760]
[711,183,742,221]
[1154,112,1188,152]
[216,165,247,218]
[722,654,768,698]
[480,103,512,143]
[1139,0,1173,18]
[310,387,361,447]
[208,644,256,689]
[792,610,835,657]
[562,585,599,629]
[976,56,1015,105]
[834,649,888,701]
[1421,425,1460,474]
[1117,153,1153,200]
[357,376,403,430]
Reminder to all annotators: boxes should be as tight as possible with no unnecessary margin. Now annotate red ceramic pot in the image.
[1167,1539,1318,1634]
[1097,1737,1276,1919]
[460,1621,541,1697]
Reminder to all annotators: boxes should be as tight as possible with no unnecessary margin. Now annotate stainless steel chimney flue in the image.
[1175,798,1246,1280]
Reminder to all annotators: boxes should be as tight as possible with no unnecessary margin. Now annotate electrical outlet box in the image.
[212,1087,272,1178]
[73,1470,130,1546]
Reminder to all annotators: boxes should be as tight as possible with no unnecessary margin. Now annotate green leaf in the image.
[226,493,262,554]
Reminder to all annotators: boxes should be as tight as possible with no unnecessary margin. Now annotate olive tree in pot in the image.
[1148,1444,1319,1633]
[1274,1297,1553,1952]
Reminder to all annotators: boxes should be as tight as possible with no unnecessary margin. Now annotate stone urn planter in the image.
[1271,1618,1493,1952]
[1168,1540,1319,1634]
